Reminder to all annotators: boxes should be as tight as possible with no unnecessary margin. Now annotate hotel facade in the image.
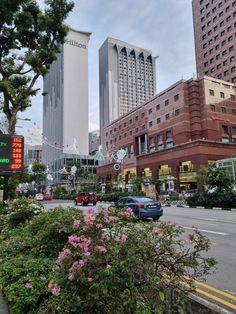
[97,76,236,191]
[42,28,91,172]
[99,37,156,151]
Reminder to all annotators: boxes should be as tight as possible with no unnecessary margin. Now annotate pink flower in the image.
[116,234,128,242]
[79,259,86,267]
[125,207,134,216]
[108,216,116,222]
[84,251,91,257]
[69,261,79,273]
[96,223,103,228]
[68,235,80,248]
[51,286,60,296]
[48,280,60,296]
[87,277,93,282]
[25,282,32,289]
[98,245,107,253]
[57,248,71,263]
[84,214,95,227]
[102,210,109,216]
[73,220,81,229]
[87,208,95,215]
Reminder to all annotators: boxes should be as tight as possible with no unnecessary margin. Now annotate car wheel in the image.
[93,202,96,206]
[153,217,160,221]
[74,200,77,206]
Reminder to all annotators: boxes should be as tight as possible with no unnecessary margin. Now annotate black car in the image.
[112,196,163,221]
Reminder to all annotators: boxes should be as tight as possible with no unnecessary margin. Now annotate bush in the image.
[0,207,84,260]
[97,191,146,202]
[40,208,215,314]
[0,257,54,314]
[0,205,216,314]
[187,190,236,208]
[0,197,44,231]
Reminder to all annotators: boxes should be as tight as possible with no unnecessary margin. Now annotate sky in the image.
[17,0,196,144]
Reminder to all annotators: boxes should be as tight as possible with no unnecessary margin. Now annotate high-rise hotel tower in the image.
[99,37,156,150]
[192,0,236,83]
[42,28,91,171]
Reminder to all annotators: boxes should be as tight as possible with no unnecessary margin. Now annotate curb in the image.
[173,205,236,211]
[187,293,235,314]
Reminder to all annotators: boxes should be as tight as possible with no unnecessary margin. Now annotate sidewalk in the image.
[0,293,8,314]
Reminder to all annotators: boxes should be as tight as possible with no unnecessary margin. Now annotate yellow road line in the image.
[182,282,236,311]
[193,279,236,302]
[184,276,236,302]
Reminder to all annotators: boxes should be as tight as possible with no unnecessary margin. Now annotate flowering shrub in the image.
[39,207,216,314]
[0,197,44,230]
[0,204,216,313]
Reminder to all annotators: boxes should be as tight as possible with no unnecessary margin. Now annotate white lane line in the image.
[183,226,229,236]
[196,218,217,221]
[196,222,219,226]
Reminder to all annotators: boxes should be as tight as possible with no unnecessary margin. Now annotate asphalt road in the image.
[43,200,236,312]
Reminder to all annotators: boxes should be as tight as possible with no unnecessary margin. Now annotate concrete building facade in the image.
[192,0,236,83]
[89,130,100,155]
[42,28,91,171]
[99,37,156,150]
[97,76,236,191]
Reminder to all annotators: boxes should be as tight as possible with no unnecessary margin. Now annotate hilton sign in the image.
[65,39,87,49]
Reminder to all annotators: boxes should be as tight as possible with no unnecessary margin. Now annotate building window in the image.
[135,116,138,121]
[149,137,155,152]
[149,121,153,127]
[156,117,161,124]
[222,125,229,135]
[141,113,145,118]
[165,99,169,106]
[148,108,152,114]
[209,89,214,96]
[174,94,179,101]
[175,109,180,116]
[221,107,226,113]
[220,92,225,98]
[230,94,235,101]
[210,105,215,112]
[165,113,170,120]
[156,104,160,110]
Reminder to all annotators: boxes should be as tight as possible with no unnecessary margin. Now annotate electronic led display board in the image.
[0,134,24,175]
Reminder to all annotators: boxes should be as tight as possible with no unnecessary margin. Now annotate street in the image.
[43,200,236,312]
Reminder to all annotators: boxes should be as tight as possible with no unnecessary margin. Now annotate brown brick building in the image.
[192,0,236,83]
[97,76,236,191]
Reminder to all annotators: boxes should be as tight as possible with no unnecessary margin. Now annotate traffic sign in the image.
[0,134,24,175]
[113,163,121,171]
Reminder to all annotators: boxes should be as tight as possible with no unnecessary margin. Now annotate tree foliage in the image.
[205,167,234,192]
[0,0,74,134]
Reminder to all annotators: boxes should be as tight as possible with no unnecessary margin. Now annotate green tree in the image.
[205,167,234,192]
[0,0,74,134]
[31,162,46,185]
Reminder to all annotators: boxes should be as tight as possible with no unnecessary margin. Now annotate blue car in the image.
[113,196,163,221]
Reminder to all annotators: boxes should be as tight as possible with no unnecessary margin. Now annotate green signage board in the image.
[0,134,24,175]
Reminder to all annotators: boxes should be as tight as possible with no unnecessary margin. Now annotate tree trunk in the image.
[8,114,17,135]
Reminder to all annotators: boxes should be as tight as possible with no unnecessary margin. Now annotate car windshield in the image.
[134,197,154,203]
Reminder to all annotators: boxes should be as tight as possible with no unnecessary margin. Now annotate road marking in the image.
[183,226,229,236]
[197,218,217,221]
[182,282,236,311]
[196,222,219,226]
[193,279,236,302]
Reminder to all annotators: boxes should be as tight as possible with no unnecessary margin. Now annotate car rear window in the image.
[134,197,154,203]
